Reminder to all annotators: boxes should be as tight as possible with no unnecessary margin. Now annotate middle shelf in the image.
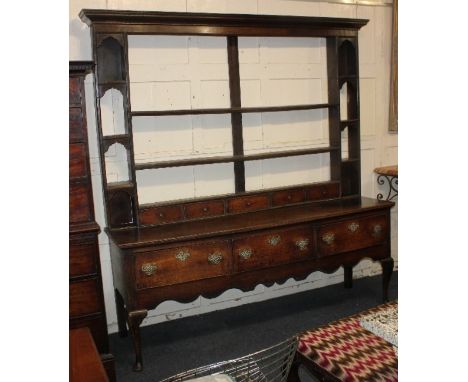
[131,103,336,117]
[134,146,338,171]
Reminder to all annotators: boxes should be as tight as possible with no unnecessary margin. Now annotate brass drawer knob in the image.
[295,239,309,251]
[267,235,281,246]
[141,263,157,276]
[373,224,383,236]
[208,252,223,265]
[175,249,190,262]
[322,233,335,245]
[239,248,253,259]
[348,222,359,233]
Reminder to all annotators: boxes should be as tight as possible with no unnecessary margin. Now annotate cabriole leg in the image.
[128,310,148,372]
[380,257,394,302]
[114,289,128,337]
[344,266,353,289]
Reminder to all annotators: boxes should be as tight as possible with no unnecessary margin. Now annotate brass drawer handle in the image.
[208,252,223,265]
[322,233,335,245]
[348,222,359,233]
[373,224,383,236]
[175,249,190,262]
[295,239,309,251]
[239,248,253,260]
[267,235,281,246]
[141,263,157,276]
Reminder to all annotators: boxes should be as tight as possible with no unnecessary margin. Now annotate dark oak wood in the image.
[78,11,396,374]
[70,328,109,382]
[131,103,335,117]
[69,62,115,381]
[80,9,367,37]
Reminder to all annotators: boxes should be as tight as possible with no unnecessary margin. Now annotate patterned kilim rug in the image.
[298,301,398,382]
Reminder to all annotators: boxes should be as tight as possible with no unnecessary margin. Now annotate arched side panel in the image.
[338,39,357,76]
[96,35,126,83]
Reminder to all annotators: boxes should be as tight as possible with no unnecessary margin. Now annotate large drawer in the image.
[317,214,387,257]
[135,240,231,289]
[70,278,101,318]
[69,183,93,223]
[70,240,98,278]
[233,226,315,272]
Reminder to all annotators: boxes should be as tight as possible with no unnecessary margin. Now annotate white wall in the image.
[70,0,397,333]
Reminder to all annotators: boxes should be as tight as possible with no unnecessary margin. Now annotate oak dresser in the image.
[78,10,395,372]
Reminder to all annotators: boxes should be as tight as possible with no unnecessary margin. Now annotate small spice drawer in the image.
[271,188,306,206]
[135,240,231,289]
[227,194,269,214]
[139,205,183,225]
[317,214,387,257]
[233,225,315,272]
[184,200,225,219]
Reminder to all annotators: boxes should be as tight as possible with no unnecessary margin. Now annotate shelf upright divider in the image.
[227,36,245,193]
[326,37,342,191]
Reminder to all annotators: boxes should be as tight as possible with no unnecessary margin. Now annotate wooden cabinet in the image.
[69,62,115,380]
[79,10,395,373]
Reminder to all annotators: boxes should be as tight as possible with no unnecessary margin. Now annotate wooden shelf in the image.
[135,146,338,171]
[340,119,359,127]
[131,103,336,118]
[98,80,126,86]
[106,181,134,191]
[339,75,357,80]
[341,158,360,164]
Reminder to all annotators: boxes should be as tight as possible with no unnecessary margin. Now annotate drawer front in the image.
[139,205,183,225]
[272,188,306,206]
[135,240,231,289]
[184,200,225,219]
[233,226,315,272]
[70,183,93,223]
[227,194,269,214]
[69,240,98,278]
[70,279,101,317]
[318,214,387,257]
[69,77,82,105]
[69,107,84,142]
[69,143,88,179]
[307,182,340,201]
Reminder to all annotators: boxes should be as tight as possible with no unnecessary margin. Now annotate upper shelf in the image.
[131,103,336,118]
[79,10,368,38]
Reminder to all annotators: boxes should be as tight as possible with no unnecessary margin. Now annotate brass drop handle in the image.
[141,263,157,276]
[208,252,223,265]
[322,233,335,245]
[373,224,383,236]
[348,222,359,233]
[175,249,190,262]
[295,239,309,251]
[267,235,281,246]
[239,248,253,260]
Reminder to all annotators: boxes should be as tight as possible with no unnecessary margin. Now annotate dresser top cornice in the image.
[79,9,368,37]
[107,197,393,250]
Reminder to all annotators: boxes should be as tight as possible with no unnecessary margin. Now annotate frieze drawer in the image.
[233,226,315,272]
[135,240,232,289]
[318,214,387,257]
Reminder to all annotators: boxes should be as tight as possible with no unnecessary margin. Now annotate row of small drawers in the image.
[135,214,387,290]
[139,182,340,225]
